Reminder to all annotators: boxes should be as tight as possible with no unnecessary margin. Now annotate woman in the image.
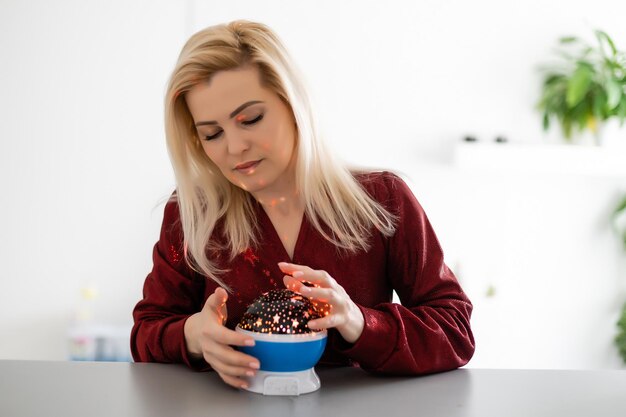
[131,20,474,390]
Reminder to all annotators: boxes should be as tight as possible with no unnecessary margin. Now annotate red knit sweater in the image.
[131,171,475,374]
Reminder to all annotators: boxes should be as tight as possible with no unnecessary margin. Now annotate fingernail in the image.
[246,370,255,377]
[293,271,304,278]
[250,362,260,369]
[300,285,311,293]
[241,383,249,389]
[245,339,255,346]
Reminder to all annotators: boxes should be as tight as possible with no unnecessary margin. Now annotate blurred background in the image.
[1,0,626,369]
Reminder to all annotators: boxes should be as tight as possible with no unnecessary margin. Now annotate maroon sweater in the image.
[131,171,474,374]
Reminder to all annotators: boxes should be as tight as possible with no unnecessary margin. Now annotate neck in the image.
[250,155,304,217]
[252,188,304,217]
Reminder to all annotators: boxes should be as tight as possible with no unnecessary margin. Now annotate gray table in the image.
[1,360,625,416]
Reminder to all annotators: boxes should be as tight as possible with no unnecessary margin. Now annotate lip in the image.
[234,159,262,171]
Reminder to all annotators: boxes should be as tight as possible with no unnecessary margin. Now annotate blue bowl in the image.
[236,327,327,372]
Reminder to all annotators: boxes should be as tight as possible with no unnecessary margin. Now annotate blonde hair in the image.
[164,20,397,290]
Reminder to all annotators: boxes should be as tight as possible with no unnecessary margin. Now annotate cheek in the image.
[201,143,226,170]
[258,123,277,150]
[265,124,295,161]
[200,143,215,160]
[280,131,297,162]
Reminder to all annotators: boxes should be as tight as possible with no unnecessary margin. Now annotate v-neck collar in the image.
[253,199,309,263]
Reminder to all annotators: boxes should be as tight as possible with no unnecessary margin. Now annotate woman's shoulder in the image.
[162,191,181,224]
[352,169,401,183]
[352,169,408,200]
[157,191,186,247]
[160,189,226,242]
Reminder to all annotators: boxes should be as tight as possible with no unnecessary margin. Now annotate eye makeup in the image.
[241,114,264,125]
[201,112,265,141]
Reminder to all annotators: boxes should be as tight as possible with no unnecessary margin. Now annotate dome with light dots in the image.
[238,289,324,334]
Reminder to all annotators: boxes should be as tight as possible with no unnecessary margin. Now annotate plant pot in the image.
[570,119,626,148]
[597,119,626,148]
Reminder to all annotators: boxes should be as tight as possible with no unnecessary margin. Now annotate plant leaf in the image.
[566,64,593,108]
[617,98,626,120]
[595,30,617,56]
[559,36,579,44]
[591,86,606,118]
[603,57,623,71]
[562,117,573,139]
[607,78,622,110]
[613,195,626,218]
[543,73,565,86]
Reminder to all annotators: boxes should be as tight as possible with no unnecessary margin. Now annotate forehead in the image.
[185,66,273,120]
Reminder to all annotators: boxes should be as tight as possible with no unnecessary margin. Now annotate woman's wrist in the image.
[184,313,203,357]
[338,302,365,344]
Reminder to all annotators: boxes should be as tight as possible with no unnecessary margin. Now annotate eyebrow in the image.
[194,100,264,126]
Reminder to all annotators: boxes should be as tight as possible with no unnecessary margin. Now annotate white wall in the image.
[1,0,625,368]
[0,0,186,359]
[188,0,626,165]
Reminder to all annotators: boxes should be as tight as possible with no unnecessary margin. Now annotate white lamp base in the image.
[242,368,321,396]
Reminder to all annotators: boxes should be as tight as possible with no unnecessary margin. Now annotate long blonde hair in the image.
[164,20,397,290]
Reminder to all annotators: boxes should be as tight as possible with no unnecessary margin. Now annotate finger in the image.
[283,275,303,292]
[219,372,250,390]
[278,261,307,274]
[206,343,260,370]
[307,314,341,330]
[283,275,323,295]
[209,325,256,348]
[205,287,229,323]
[310,299,332,317]
[297,285,334,301]
[283,275,336,305]
[205,352,258,378]
[205,287,228,310]
[278,262,323,282]
[280,264,335,288]
[282,275,333,318]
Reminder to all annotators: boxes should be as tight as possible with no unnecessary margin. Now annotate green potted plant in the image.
[537,29,626,144]
[617,303,626,364]
[612,195,626,364]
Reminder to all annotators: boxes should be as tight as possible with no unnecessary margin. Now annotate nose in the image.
[225,129,251,155]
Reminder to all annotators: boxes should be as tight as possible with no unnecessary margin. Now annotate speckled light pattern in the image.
[238,289,324,334]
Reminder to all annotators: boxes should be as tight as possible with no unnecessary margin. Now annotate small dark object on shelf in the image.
[463,136,478,142]
[495,136,508,143]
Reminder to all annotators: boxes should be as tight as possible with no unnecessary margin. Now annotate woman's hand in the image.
[278,262,365,344]
[184,287,260,390]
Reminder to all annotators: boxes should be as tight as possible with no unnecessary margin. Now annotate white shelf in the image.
[453,142,626,177]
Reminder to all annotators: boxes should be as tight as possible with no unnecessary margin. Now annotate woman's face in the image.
[185,66,297,195]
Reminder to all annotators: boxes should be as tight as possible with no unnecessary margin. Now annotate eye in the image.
[241,114,264,125]
[203,130,223,141]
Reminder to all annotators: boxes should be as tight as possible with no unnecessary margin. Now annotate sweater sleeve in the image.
[332,172,475,374]
[130,196,211,371]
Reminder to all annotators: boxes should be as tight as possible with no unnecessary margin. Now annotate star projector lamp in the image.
[236,289,327,395]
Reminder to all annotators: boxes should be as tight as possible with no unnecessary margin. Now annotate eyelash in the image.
[204,114,264,141]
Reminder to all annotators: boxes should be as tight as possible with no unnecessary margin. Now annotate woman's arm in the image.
[332,172,475,374]
[280,172,474,375]
[131,197,210,370]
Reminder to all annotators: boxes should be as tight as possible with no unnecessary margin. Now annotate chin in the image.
[233,176,275,194]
